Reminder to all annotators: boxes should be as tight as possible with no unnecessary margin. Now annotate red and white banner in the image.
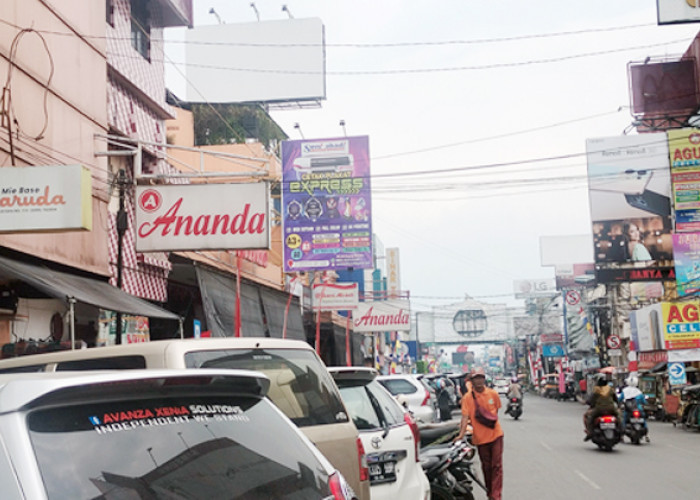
[135,183,269,252]
[353,299,410,332]
[312,283,359,311]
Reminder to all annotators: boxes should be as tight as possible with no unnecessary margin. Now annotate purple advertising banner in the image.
[672,232,700,296]
[281,136,372,272]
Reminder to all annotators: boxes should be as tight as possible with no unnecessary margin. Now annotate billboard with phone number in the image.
[281,136,372,272]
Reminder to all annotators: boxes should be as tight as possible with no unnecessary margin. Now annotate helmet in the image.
[625,375,638,388]
[511,376,519,383]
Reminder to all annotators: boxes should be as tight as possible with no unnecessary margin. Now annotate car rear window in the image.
[28,395,333,499]
[379,378,417,395]
[337,379,405,431]
[184,348,348,427]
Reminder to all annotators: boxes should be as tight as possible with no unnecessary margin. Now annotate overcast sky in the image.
[165,1,700,309]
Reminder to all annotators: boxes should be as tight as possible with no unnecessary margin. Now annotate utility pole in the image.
[115,168,128,345]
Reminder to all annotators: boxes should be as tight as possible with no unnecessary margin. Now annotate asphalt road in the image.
[453,392,700,499]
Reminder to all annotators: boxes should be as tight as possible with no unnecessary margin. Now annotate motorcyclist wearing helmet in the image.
[620,375,650,441]
[506,376,522,400]
[583,375,620,441]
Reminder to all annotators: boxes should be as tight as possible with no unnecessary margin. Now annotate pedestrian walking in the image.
[454,367,503,500]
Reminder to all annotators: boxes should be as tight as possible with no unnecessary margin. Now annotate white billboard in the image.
[657,0,700,24]
[353,299,411,332]
[185,18,325,104]
[135,183,269,252]
[0,165,92,233]
[312,283,359,311]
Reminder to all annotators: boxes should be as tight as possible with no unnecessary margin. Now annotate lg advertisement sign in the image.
[135,183,270,252]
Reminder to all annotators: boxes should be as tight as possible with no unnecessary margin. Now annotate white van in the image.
[0,338,370,500]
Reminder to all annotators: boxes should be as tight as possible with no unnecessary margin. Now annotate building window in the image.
[452,309,487,337]
[130,0,150,60]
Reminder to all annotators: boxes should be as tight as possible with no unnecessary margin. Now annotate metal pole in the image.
[115,169,127,345]
[68,298,76,350]
[235,251,242,337]
[178,318,184,339]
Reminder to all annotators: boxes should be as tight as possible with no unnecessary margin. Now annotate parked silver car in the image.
[377,374,439,424]
[0,369,356,499]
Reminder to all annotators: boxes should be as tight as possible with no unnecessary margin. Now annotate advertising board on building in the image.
[0,165,92,233]
[281,136,372,272]
[657,0,700,25]
[662,301,700,350]
[353,299,410,332]
[672,232,700,296]
[586,134,674,283]
[134,183,269,252]
[513,279,556,298]
[668,128,700,231]
[312,283,358,311]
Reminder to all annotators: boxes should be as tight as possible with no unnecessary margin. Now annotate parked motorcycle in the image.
[590,414,622,451]
[506,396,522,419]
[420,439,480,500]
[622,400,648,445]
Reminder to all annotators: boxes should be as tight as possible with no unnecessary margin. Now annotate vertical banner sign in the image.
[668,129,700,232]
[385,248,401,298]
[281,136,372,272]
[672,232,700,296]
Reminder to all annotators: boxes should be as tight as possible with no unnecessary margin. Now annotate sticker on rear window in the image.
[89,404,250,434]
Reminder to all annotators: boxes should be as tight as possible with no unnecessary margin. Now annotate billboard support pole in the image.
[235,251,242,338]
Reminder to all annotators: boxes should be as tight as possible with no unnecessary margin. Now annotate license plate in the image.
[630,418,643,423]
[600,423,615,430]
[369,461,397,484]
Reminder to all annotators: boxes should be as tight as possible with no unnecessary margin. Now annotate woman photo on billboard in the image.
[624,222,653,262]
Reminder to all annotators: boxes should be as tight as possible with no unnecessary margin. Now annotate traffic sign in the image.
[669,362,687,386]
[606,335,621,350]
[565,290,581,306]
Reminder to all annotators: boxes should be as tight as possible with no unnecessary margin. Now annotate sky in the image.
[165,1,700,311]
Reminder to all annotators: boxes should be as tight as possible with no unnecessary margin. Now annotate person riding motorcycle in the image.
[620,375,650,442]
[583,376,620,441]
[506,376,522,399]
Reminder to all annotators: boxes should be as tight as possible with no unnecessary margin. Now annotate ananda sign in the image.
[135,183,269,252]
[353,299,411,332]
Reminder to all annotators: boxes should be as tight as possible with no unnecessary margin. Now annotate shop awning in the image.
[0,255,179,320]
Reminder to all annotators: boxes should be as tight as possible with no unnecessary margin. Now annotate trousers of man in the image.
[478,435,503,500]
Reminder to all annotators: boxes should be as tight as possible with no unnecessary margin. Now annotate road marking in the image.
[574,470,601,490]
[540,441,552,451]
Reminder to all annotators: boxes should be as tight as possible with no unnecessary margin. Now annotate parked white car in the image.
[377,374,439,424]
[329,368,430,500]
[0,369,357,499]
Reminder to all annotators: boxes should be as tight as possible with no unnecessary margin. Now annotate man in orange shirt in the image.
[454,367,504,500]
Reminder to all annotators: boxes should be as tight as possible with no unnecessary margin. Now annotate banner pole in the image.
[346,312,352,366]
[235,251,242,338]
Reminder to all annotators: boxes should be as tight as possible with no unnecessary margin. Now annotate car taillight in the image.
[404,411,421,462]
[357,437,369,482]
[328,472,348,500]
[632,410,641,418]
[421,389,430,406]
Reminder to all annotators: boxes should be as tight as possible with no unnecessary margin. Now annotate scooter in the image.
[420,439,480,500]
[590,413,622,452]
[506,396,522,419]
[622,403,648,445]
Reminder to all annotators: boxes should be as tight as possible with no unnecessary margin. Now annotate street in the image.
[459,393,700,499]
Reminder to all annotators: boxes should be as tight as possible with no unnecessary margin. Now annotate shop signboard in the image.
[281,136,372,272]
[586,134,674,283]
[542,344,565,358]
[312,283,359,311]
[662,301,700,349]
[386,248,401,298]
[0,164,92,233]
[668,129,700,231]
[672,232,700,296]
[135,183,269,252]
[353,299,410,332]
[657,0,700,25]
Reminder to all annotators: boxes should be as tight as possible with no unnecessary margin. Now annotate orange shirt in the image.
[460,387,504,445]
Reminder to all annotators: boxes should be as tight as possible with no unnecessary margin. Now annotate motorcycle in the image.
[622,400,648,445]
[589,413,622,451]
[506,396,522,419]
[420,439,480,500]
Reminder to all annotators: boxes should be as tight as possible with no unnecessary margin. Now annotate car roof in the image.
[0,337,316,369]
[0,368,270,413]
[327,367,378,384]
